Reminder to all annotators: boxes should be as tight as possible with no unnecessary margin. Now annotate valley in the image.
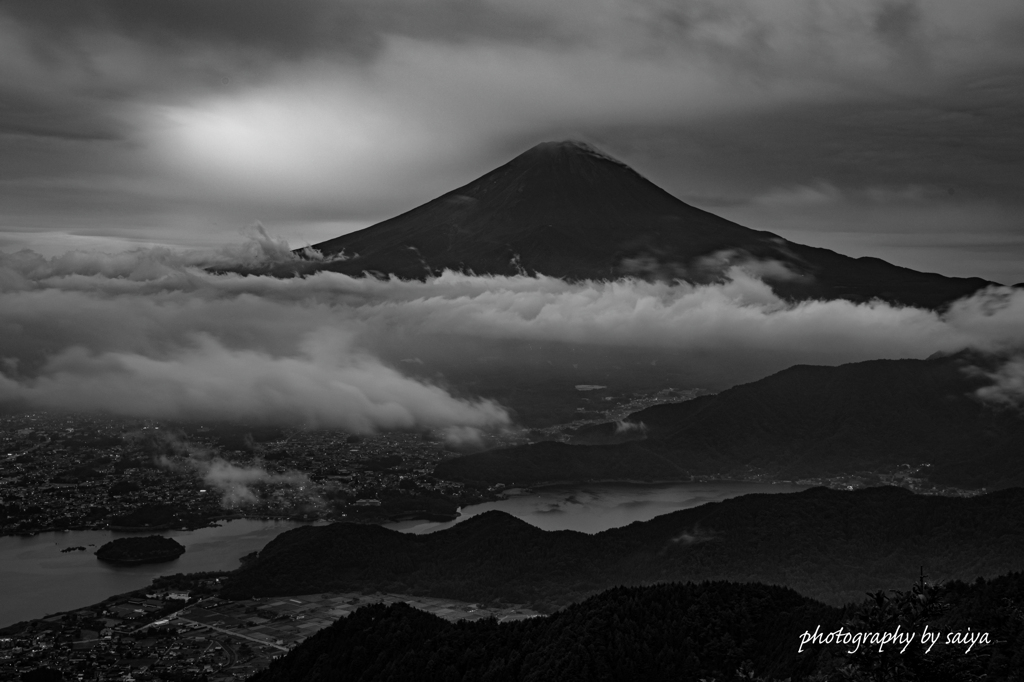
[3,139,1023,680]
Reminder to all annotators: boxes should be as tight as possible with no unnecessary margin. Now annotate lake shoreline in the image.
[0,482,811,628]
[1,479,807,538]
[383,480,811,535]
[0,518,317,629]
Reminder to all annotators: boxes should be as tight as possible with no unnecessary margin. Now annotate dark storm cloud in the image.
[1,0,562,61]
[0,91,121,142]
[0,0,562,148]
[1,0,377,59]
[874,0,921,44]
[602,66,1024,282]
[0,0,1022,281]
[610,70,1024,204]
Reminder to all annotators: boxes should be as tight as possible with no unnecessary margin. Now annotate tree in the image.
[829,570,987,682]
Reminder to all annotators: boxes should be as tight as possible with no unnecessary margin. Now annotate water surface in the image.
[2,481,809,627]
[385,480,808,535]
[0,519,311,628]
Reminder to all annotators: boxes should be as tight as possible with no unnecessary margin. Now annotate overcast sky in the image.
[1,0,1022,283]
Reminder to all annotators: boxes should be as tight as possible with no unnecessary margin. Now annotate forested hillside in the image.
[437,352,1024,489]
[249,573,1024,681]
[250,582,843,682]
[223,487,1024,607]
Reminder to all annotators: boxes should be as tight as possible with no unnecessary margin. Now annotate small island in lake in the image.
[60,546,86,553]
[95,536,186,565]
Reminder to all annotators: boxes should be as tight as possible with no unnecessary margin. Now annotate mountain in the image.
[221,486,1024,607]
[250,582,842,682]
[435,351,1024,489]
[249,574,1024,682]
[306,141,993,309]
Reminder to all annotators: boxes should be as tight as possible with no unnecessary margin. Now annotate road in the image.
[173,616,289,652]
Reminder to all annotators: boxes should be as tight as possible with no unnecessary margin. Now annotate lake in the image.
[384,480,809,534]
[0,519,312,628]
[1,481,808,628]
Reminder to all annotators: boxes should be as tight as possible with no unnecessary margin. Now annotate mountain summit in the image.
[309,140,991,308]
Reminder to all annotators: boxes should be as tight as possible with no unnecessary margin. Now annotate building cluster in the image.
[0,413,507,538]
[540,387,707,442]
[686,462,984,497]
[0,577,222,681]
[1,574,539,682]
[0,413,226,536]
[793,463,986,497]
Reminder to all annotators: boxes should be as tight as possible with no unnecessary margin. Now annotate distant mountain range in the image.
[222,486,1024,608]
[303,140,993,309]
[435,351,1024,489]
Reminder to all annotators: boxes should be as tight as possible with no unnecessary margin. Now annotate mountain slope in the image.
[435,351,1024,488]
[246,570,1024,682]
[222,486,1024,607]
[250,582,842,682]
[307,141,993,309]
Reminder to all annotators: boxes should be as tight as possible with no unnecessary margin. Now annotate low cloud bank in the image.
[614,420,648,435]
[976,356,1024,408]
[0,332,508,432]
[161,452,316,508]
[140,430,319,508]
[0,223,300,285]
[0,236,511,434]
[3,236,1024,428]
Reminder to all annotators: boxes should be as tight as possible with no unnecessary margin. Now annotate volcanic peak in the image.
[520,139,632,166]
[297,140,992,309]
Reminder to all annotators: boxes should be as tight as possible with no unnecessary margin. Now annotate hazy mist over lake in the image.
[386,481,809,535]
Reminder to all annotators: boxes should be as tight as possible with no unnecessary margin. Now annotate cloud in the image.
[975,355,1024,407]
[717,198,1024,284]
[2,0,1022,277]
[147,432,321,508]
[3,237,1024,425]
[0,333,509,432]
[185,456,316,508]
[0,223,298,286]
[753,182,935,208]
[692,249,811,285]
[874,0,922,46]
[326,269,1023,363]
[0,239,511,433]
[439,425,491,452]
[614,420,647,435]
[670,525,714,545]
[753,183,845,207]
[617,248,808,287]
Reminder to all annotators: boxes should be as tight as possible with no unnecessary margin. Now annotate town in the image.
[0,412,506,537]
[0,572,539,681]
[0,387,707,538]
[1,382,984,540]
[0,390,991,681]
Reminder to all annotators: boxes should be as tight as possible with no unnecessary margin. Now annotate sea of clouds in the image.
[2,229,1024,444]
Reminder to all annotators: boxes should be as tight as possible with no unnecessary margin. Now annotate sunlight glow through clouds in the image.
[1,0,1022,279]
[153,88,428,204]
[145,30,866,214]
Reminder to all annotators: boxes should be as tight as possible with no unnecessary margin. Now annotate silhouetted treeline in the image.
[249,573,1024,681]
[251,582,844,682]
